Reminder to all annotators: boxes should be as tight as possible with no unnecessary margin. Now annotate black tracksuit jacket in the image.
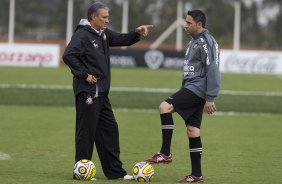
[63,25,141,97]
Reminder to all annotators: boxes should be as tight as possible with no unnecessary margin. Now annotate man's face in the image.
[184,15,200,37]
[90,8,109,30]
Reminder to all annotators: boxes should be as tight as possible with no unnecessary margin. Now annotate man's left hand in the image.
[205,101,217,115]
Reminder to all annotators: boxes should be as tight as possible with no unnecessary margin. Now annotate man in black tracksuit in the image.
[63,2,152,180]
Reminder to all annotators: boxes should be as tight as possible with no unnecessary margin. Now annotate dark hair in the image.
[87,2,109,21]
[187,10,206,28]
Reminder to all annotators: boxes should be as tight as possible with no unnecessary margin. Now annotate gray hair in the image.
[87,2,109,21]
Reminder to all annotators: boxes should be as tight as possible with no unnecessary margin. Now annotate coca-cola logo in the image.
[224,53,276,73]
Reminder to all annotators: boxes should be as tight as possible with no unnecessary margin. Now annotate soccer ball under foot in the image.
[133,162,154,182]
[73,159,96,180]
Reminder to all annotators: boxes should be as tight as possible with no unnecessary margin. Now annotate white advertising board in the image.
[220,49,282,74]
[0,43,60,67]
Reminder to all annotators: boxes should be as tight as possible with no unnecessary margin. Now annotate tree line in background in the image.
[0,0,281,50]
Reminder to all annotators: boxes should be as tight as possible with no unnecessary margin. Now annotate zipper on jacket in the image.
[94,77,101,98]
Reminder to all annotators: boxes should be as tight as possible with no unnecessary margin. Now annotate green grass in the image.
[1,66,282,91]
[1,66,282,183]
[1,67,282,113]
[0,105,281,184]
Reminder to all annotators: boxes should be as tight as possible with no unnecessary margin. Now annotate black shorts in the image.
[165,88,205,128]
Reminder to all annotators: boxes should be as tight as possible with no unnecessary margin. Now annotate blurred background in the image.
[0,0,282,50]
[1,2,282,183]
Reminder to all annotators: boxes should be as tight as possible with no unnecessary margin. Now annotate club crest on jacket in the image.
[92,40,98,48]
[86,95,93,105]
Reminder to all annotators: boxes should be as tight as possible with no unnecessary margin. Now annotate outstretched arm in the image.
[108,25,153,46]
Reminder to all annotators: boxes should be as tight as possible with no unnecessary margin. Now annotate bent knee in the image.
[187,125,200,137]
[159,101,174,114]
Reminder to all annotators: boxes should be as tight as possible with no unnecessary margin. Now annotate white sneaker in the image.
[123,174,134,180]
[91,177,97,181]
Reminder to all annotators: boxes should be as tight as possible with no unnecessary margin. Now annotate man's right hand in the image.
[86,74,97,85]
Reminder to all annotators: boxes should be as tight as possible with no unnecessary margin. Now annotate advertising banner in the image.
[110,49,184,69]
[110,49,282,74]
[0,43,60,67]
[220,49,282,74]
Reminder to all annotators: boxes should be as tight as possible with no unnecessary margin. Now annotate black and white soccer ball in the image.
[133,162,155,182]
[73,159,96,180]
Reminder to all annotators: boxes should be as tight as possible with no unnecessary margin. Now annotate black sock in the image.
[189,137,202,177]
[160,113,174,156]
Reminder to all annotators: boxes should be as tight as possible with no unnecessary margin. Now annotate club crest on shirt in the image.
[92,40,98,48]
[86,95,93,105]
[193,43,199,49]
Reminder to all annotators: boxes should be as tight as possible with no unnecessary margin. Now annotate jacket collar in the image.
[193,29,208,39]
[77,19,104,36]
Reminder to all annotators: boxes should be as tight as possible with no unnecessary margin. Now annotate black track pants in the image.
[75,92,127,179]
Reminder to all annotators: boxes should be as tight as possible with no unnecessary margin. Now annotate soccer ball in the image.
[73,159,96,180]
[133,162,155,182]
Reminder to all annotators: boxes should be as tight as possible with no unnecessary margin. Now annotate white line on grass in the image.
[219,90,282,96]
[0,83,72,90]
[114,108,157,113]
[113,108,276,116]
[0,152,11,160]
[1,84,282,96]
[214,111,275,116]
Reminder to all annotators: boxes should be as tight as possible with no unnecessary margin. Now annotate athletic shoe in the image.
[177,175,204,183]
[146,152,172,164]
[122,174,134,180]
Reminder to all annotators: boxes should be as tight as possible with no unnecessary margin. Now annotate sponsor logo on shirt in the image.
[183,64,195,76]
[203,44,210,65]
[215,43,219,65]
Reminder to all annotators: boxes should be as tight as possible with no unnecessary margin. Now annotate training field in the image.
[0,67,282,184]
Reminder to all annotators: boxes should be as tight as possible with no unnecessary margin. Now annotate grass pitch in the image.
[0,105,281,184]
[0,66,282,184]
[1,67,282,113]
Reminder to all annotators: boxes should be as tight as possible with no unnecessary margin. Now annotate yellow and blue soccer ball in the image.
[133,162,155,182]
[73,159,96,180]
